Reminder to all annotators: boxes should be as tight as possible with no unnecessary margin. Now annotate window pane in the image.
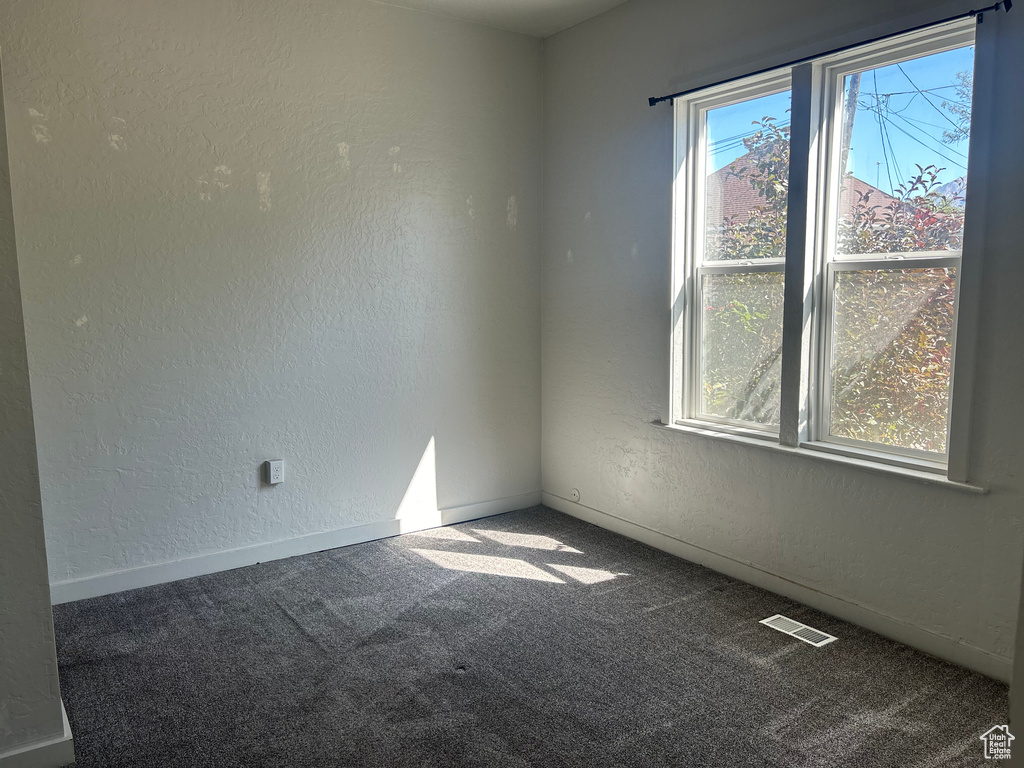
[703,90,792,261]
[829,268,956,453]
[700,272,785,426]
[835,46,973,256]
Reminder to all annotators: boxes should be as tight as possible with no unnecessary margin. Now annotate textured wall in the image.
[0,60,65,750]
[542,0,1024,666]
[0,0,542,584]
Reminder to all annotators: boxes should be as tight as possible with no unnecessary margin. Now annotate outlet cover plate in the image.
[265,459,284,485]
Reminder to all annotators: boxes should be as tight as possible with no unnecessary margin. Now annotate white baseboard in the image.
[0,702,74,768]
[51,491,542,604]
[542,491,1012,682]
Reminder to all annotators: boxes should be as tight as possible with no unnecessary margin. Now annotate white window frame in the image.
[669,18,984,483]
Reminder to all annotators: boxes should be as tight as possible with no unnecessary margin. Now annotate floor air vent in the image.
[760,614,837,647]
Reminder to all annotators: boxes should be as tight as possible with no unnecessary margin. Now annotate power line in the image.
[709,122,791,146]
[877,113,968,171]
[895,62,962,131]
[887,111,969,159]
[708,124,790,157]
[875,104,962,136]
[859,89,970,129]
[868,84,960,97]
[880,111,902,193]
[858,89,970,159]
[872,71,895,194]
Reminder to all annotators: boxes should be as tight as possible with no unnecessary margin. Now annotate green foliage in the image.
[837,164,965,255]
[830,268,955,451]
[705,117,790,261]
[701,117,965,452]
[940,70,973,146]
[702,273,784,425]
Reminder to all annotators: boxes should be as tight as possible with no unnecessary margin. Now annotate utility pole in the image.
[839,72,861,180]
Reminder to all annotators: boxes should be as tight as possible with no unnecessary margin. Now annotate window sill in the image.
[651,420,988,495]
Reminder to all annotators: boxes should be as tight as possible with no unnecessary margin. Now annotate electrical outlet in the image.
[264,459,284,485]
[569,488,580,502]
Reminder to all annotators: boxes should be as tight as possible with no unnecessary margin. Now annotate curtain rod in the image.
[648,0,1011,107]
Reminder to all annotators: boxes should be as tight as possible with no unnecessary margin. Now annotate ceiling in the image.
[376,0,629,37]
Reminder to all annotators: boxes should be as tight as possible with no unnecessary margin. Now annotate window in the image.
[671,20,977,476]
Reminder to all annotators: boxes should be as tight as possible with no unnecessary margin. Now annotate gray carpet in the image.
[54,506,1007,767]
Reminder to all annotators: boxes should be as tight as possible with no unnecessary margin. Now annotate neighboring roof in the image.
[705,154,902,226]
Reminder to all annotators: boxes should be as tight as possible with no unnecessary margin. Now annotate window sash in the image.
[690,264,785,433]
[699,260,785,274]
[831,250,963,263]
[814,257,960,462]
[675,71,792,432]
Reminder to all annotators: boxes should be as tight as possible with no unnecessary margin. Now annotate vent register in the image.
[760,614,837,647]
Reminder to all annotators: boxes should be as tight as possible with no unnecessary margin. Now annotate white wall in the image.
[0,58,73,764]
[542,0,1024,679]
[0,0,542,592]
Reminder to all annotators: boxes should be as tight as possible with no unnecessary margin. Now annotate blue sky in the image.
[706,45,974,194]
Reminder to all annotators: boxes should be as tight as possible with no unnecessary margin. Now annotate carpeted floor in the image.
[54,506,1006,767]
